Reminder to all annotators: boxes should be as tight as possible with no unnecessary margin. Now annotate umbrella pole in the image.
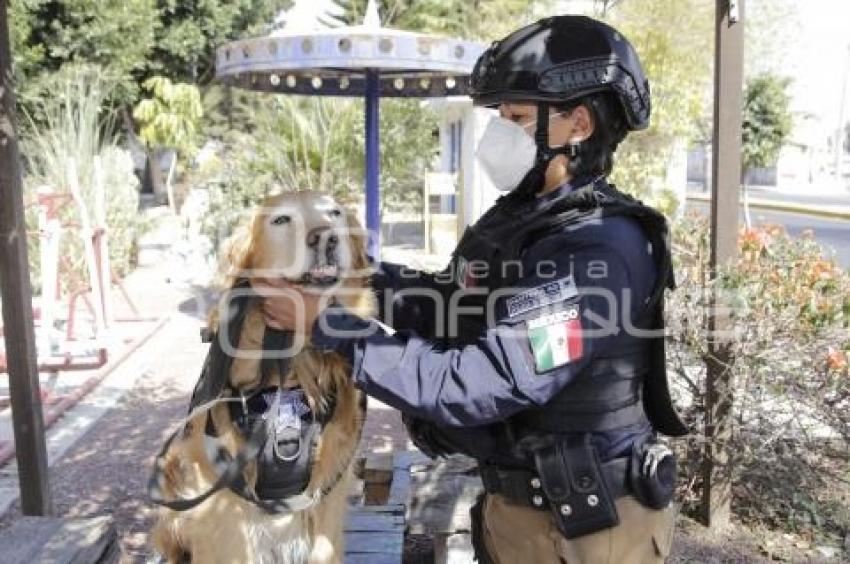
[365,69,381,260]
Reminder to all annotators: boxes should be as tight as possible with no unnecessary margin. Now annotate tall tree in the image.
[10,0,158,104]
[151,0,291,85]
[604,0,713,210]
[742,74,793,171]
[744,0,797,78]
[740,73,793,226]
[9,0,291,108]
[344,0,550,41]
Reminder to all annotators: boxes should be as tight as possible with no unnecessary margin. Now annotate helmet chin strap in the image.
[534,101,583,165]
[511,102,583,201]
[534,101,554,165]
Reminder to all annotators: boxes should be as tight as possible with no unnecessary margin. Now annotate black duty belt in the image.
[478,434,677,539]
[480,456,629,510]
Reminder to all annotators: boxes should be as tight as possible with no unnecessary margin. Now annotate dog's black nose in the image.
[307,227,341,255]
[307,227,328,249]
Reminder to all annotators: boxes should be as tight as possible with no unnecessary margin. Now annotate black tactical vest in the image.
[442,179,687,440]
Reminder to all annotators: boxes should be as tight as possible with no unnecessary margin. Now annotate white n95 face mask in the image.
[475,115,538,192]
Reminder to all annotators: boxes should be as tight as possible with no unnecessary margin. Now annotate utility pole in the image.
[0,0,53,515]
[701,0,744,529]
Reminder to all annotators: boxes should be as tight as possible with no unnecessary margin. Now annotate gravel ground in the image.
[0,310,205,561]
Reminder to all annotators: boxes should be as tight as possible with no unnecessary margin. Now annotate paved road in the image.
[685,201,850,268]
[689,185,850,208]
[744,186,850,208]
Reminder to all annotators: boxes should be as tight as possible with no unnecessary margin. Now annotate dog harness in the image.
[148,282,364,514]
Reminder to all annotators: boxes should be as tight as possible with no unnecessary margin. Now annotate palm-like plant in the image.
[21,64,145,332]
[133,76,203,212]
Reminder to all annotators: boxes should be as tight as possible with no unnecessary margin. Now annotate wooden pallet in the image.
[344,451,426,563]
[406,455,484,564]
[0,515,119,563]
[344,504,406,563]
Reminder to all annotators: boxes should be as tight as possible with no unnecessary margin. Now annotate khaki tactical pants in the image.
[482,494,676,564]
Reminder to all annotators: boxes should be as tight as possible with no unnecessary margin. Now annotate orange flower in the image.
[808,259,838,284]
[763,223,785,239]
[739,228,766,252]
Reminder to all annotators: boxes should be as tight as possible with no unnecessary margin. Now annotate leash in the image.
[148,387,366,514]
[149,282,364,514]
[148,395,267,512]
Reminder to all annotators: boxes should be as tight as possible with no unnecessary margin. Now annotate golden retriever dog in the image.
[151,191,374,563]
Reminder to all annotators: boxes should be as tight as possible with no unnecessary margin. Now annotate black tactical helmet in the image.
[470,15,651,131]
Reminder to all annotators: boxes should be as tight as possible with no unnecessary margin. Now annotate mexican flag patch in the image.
[527,305,583,373]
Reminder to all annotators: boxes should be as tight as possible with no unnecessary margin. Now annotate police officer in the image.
[260,15,687,563]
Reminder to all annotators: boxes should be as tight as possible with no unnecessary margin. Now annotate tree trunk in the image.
[0,0,52,515]
[702,0,745,530]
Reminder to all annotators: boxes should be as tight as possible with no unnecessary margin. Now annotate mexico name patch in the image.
[527,305,583,373]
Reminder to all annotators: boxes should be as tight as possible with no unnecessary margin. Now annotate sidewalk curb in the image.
[686,193,850,220]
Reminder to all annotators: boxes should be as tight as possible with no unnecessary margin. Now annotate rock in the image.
[815,545,838,558]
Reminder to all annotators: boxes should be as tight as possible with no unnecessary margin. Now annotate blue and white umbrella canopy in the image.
[216,0,485,258]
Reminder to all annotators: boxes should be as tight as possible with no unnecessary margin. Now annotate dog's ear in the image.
[343,209,371,278]
[218,214,262,284]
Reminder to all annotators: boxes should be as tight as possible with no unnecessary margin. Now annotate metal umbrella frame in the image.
[215,1,485,258]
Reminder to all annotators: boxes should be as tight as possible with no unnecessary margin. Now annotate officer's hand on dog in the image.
[252,278,331,334]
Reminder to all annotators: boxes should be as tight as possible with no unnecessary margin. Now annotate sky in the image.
[780,0,850,127]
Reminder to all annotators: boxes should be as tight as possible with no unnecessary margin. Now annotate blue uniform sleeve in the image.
[314,231,647,427]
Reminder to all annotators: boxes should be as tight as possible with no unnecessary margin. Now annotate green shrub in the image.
[97,146,149,276]
[668,213,850,542]
[194,93,438,250]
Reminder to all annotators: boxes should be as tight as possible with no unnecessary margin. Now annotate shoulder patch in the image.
[526,304,583,373]
[506,276,578,318]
